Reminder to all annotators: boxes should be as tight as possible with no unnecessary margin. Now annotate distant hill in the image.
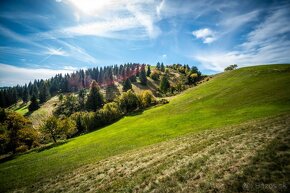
[1,64,290,192]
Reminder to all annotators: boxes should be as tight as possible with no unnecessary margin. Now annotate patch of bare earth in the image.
[16,114,290,193]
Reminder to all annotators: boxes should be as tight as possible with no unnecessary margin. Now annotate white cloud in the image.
[192,28,216,44]
[0,63,74,86]
[63,65,78,70]
[162,54,167,58]
[194,6,290,72]
[242,6,290,50]
[156,0,165,19]
[38,0,162,40]
[63,18,142,38]
[46,47,67,56]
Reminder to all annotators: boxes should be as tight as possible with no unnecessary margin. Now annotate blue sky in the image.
[0,0,290,86]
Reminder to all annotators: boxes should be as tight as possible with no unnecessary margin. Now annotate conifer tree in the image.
[161,62,165,72]
[39,82,50,103]
[0,91,5,107]
[32,85,39,98]
[78,89,86,110]
[123,78,132,92]
[160,75,170,93]
[22,86,30,103]
[86,80,104,111]
[147,65,151,77]
[28,95,39,112]
[156,62,161,70]
[139,65,147,85]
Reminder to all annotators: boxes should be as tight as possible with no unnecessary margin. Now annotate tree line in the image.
[0,63,150,109]
[0,62,201,109]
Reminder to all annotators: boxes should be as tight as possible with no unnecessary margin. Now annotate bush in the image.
[98,102,122,123]
[71,112,95,133]
[117,90,140,113]
[140,90,155,108]
[150,70,160,80]
[158,99,169,104]
[58,117,77,139]
[16,145,28,153]
[0,110,38,154]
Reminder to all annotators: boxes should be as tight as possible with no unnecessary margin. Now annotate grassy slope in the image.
[28,96,59,129]
[24,114,289,192]
[1,64,290,191]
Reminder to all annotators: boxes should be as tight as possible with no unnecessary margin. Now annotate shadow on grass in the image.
[126,109,144,116]
[223,127,290,192]
[23,110,33,117]
[15,102,27,111]
[34,141,69,153]
[0,141,69,163]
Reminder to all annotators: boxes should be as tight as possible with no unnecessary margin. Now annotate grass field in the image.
[1,64,290,192]
[18,114,290,192]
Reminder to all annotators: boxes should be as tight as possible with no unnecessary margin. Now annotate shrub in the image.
[71,112,95,133]
[1,110,38,154]
[58,117,77,139]
[150,70,160,81]
[98,102,122,124]
[117,90,140,113]
[140,90,155,108]
[16,145,28,153]
[158,99,169,104]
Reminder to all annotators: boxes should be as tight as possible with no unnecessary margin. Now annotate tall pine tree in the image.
[22,86,30,103]
[123,78,132,92]
[161,62,165,72]
[39,82,50,103]
[156,62,161,70]
[147,65,151,77]
[86,80,104,111]
[160,75,170,93]
[28,95,39,112]
[139,64,147,85]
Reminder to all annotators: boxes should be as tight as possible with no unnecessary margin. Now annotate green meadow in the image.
[1,64,290,191]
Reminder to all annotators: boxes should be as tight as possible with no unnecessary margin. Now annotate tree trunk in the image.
[51,133,57,143]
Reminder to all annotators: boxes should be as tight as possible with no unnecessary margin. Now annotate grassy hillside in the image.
[18,114,290,192]
[28,96,59,129]
[1,64,290,191]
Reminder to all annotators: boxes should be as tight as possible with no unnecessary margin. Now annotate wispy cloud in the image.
[0,25,45,49]
[0,63,74,86]
[194,6,290,72]
[0,23,98,65]
[46,47,67,56]
[41,0,162,40]
[0,46,43,57]
[62,18,142,39]
[219,10,260,34]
